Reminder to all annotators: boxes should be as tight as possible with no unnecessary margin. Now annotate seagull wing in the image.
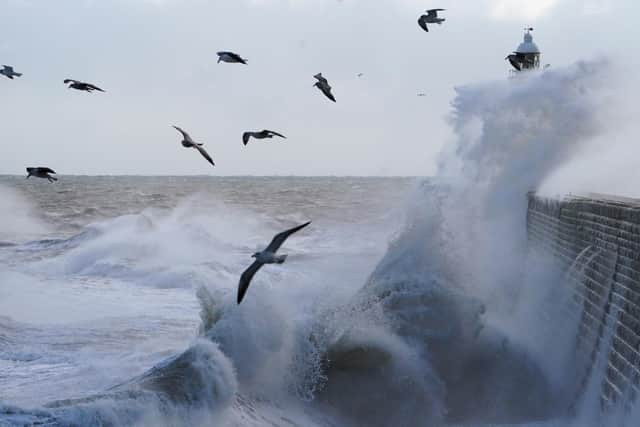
[320,85,336,102]
[313,73,328,85]
[418,15,429,32]
[237,260,264,304]
[172,125,194,143]
[426,9,445,18]
[40,167,56,174]
[265,130,286,139]
[86,83,105,92]
[63,79,80,84]
[506,56,522,71]
[4,66,13,73]
[265,221,311,254]
[242,132,252,145]
[195,144,215,166]
[227,52,247,63]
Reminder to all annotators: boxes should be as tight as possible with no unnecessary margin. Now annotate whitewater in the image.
[1,60,639,426]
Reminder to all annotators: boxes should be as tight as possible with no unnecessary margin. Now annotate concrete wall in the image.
[527,193,640,408]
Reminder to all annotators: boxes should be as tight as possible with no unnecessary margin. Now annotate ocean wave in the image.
[0,340,237,427]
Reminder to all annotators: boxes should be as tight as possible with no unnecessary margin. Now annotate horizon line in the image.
[0,174,428,178]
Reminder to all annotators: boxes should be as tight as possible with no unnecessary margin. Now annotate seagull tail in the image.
[276,255,287,264]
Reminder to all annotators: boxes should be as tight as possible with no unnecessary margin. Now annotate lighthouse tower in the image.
[514,28,540,70]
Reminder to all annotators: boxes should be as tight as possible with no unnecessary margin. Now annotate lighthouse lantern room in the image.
[506,28,541,72]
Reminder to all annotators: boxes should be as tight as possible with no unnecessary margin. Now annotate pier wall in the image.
[527,193,640,407]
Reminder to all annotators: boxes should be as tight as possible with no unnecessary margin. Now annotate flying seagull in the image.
[63,79,105,93]
[237,221,311,304]
[216,51,247,64]
[242,130,286,146]
[357,73,364,77]
[172,125,215,167]
[313,73,336,102]
[417,93,427,97]
[418,8,446,32]
[0,65,22,79]
[505,52,526,71]
[26,167,57,183]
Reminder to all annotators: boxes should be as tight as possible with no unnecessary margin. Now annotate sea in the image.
[0,176,421,426]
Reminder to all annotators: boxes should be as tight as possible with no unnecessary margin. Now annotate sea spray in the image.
[437,59,610,302]
[0,184,50,242]
[321,59,614,424]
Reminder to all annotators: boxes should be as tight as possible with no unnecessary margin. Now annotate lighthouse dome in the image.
[516,31,540,54]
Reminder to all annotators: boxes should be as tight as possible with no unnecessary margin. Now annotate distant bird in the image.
[172,125,215,167]
[313,73,336,102]
[216,51,247,64]
[357,73,364,77]
[63,79,105,93]
[242,130,286,146]
[417,93,427,97]
[0,65,22,79]
[26,167,57,183]
[418,8,446,32]
[237,221,311,304]
[505,52,526,71]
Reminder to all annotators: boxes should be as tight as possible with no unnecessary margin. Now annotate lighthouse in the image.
[506,28,541,71]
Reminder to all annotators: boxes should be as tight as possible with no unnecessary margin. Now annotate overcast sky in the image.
[0,0,636,176]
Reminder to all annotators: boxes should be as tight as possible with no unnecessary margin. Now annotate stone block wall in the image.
[526,193,640,408]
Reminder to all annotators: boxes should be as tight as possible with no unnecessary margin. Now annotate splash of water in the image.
[0,184,50,242]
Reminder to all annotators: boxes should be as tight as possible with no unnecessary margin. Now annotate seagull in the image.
[313,73,336,102]
[0,65,22,79]
[417,92,427,97]
[172,125,215,167]
[418,8,446,32]
[63,79,105,93]
[505,52,526,71]
[237,221,311,304]
[216,51,248,64]
[357,73,364,77]
[26,167,57,183]
[242,130,286,146]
